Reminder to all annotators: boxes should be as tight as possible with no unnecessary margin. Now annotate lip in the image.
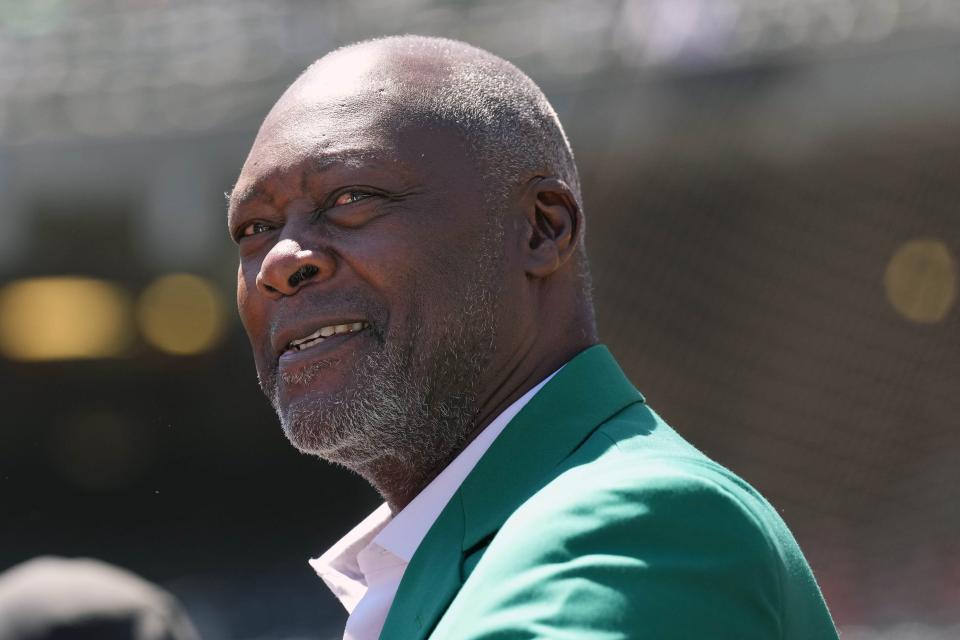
[272,317,369,359]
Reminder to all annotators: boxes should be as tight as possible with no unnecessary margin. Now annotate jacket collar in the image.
[459,345,643,550]
[380,345,644,640]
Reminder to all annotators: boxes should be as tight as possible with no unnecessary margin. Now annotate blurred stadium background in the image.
[1,0,958,638]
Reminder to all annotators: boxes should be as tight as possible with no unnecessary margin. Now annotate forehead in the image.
[232,103,390,194]
[231,101,466,209]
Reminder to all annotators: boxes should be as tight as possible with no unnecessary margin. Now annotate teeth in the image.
[289,329,322,346]
[294,336,324,351]
[286,322,368,352]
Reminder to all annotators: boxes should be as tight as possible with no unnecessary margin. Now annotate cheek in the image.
[334,206,483,330]
[335,226,424,300]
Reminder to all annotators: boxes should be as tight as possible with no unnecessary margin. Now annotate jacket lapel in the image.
[379,492,465,640]
[458,345,643,551]
[379,345,644,640]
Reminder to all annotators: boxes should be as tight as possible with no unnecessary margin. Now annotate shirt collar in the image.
[309,503,393,612]
[309,367,561,592]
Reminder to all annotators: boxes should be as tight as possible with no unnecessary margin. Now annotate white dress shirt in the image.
[309,370,559,640]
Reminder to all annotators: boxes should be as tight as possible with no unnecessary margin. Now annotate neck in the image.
[358,458,433,513]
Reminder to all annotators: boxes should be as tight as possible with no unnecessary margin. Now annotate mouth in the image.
[281,321,369,358]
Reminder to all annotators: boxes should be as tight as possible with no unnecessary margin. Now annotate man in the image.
[228,35,838,639]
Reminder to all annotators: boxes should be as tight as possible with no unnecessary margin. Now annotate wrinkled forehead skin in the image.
[234,43,457,201]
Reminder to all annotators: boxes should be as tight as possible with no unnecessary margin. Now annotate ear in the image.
[521,177,582,278]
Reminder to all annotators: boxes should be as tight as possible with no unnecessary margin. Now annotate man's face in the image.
[228,79,510,476]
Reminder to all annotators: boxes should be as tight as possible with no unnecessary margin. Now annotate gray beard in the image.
[259,218,502,495]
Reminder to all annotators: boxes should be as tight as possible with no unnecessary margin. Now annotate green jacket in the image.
[380,346,838,639]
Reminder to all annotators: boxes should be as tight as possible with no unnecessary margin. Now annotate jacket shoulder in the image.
[439,403,838,639]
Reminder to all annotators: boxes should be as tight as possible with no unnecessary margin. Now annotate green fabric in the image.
[380,345,838,640]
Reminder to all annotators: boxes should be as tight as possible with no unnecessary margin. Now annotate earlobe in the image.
[523,177,581,278]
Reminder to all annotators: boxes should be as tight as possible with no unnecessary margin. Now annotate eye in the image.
[319,188,389,228]
[332,190,373,207]
[239,221,272,239]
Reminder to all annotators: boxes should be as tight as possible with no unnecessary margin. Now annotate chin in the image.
[274,387,383,467]
[276,392,337,453]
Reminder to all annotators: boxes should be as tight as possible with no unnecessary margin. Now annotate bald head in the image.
[271,36,582,210]
[238,35,595,327]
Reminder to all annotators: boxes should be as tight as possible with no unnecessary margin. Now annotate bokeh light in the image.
[0,277,132,361]
[136,274,226,355]
[884,239,957,324]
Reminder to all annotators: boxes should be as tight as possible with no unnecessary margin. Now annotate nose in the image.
[256,238,336,297]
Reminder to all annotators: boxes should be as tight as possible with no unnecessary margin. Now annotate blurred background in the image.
[1,0,958,638]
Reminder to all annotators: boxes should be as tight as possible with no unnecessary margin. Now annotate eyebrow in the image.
[226,149,396,214]
[227,170,306,212]
[226,183,264,210]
